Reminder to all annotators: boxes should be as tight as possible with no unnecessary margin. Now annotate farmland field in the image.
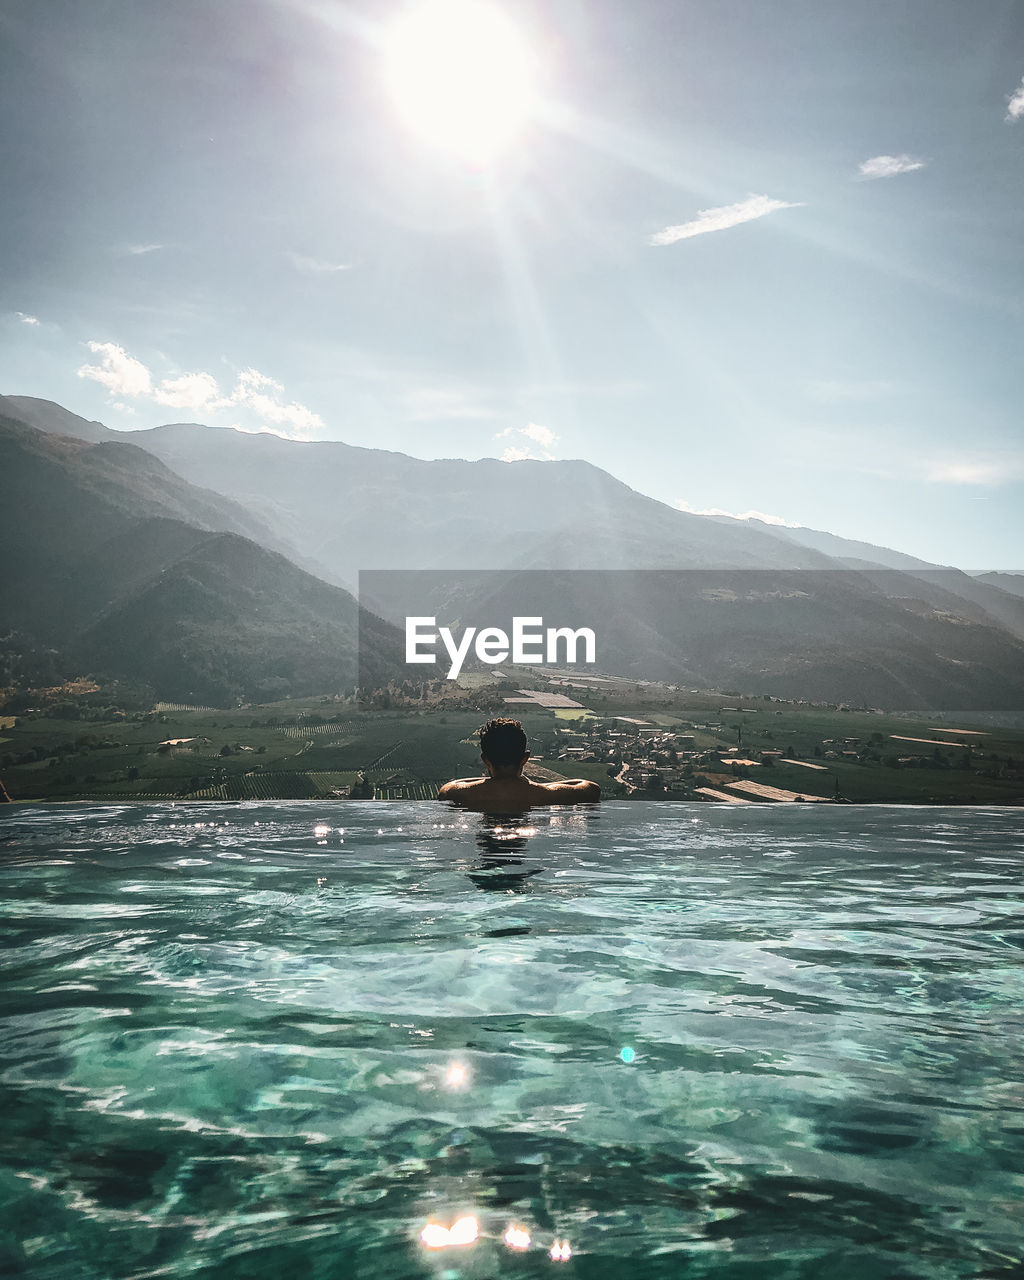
[2,684,1021,804]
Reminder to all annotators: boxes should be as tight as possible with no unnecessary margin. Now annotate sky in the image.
[2,0,1023,570]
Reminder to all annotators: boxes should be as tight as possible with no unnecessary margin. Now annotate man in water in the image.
[439,718,601,810]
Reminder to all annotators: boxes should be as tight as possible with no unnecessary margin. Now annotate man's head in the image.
[479,718,529,777]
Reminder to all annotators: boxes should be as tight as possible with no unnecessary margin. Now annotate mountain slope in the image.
[73,527,401,705]
[0,411,402,703]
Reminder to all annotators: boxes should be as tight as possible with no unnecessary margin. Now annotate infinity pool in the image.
[1,801,1022,1278]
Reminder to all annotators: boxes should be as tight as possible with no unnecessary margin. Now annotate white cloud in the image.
[15,312,39,325]
[124,242,167,256]
[235,368,284,395]
[287,251,351,274]
[650,194,803,246]
[1006,76,1024,121]
[675,500,800,528]
[858,154,925,179]
[521,422,557,448]
[239,392,325,439]
[75,343,325,438]
[495,422,559,460]
[153,371,229,411]
[77,342,154,397]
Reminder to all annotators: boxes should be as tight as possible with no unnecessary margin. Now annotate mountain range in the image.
[3,393,1023,710]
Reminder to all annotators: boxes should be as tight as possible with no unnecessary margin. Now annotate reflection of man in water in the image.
[439,718,600,811]
[467,813,544,893]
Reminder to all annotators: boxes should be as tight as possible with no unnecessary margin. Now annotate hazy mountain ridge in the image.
[6,394,1024,710]
[72,414,843,579]
[975,571,1024,600]
[0,395,116,444]
[13,394,1023,644]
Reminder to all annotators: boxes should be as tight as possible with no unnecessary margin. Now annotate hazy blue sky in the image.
[2,0,1023,568]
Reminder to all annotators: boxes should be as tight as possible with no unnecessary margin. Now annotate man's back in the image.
[438,774,600,811]
[439,717,601,811]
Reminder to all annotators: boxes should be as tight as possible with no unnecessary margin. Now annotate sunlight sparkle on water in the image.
[420,1215,479,1248]
[445,1060,470,1088]
[504,1224,531,1249]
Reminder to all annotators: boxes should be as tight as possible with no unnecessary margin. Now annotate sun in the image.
[382,0,539,163]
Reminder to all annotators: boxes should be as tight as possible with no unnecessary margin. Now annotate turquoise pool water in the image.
[1,801,1022,1278]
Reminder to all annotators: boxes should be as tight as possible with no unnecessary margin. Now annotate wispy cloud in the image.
[404,386,499,421]
[15,311,40,325]
[1006,76,1024,121]
[805,379,896,403]
[675,499,800,528]
[522,377,647,399]
[857,154,925,180]
[287,251,351,275]
[76,343,325,439]
[924,454,1023,486]
[115,242,168,257]
[496,422,559,461]
[650,194,803,246]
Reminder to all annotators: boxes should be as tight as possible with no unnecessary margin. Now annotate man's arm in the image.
[437,777,482,799]
[541,779,601,802]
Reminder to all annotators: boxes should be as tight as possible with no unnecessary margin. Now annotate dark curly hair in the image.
[479,718,528,767]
